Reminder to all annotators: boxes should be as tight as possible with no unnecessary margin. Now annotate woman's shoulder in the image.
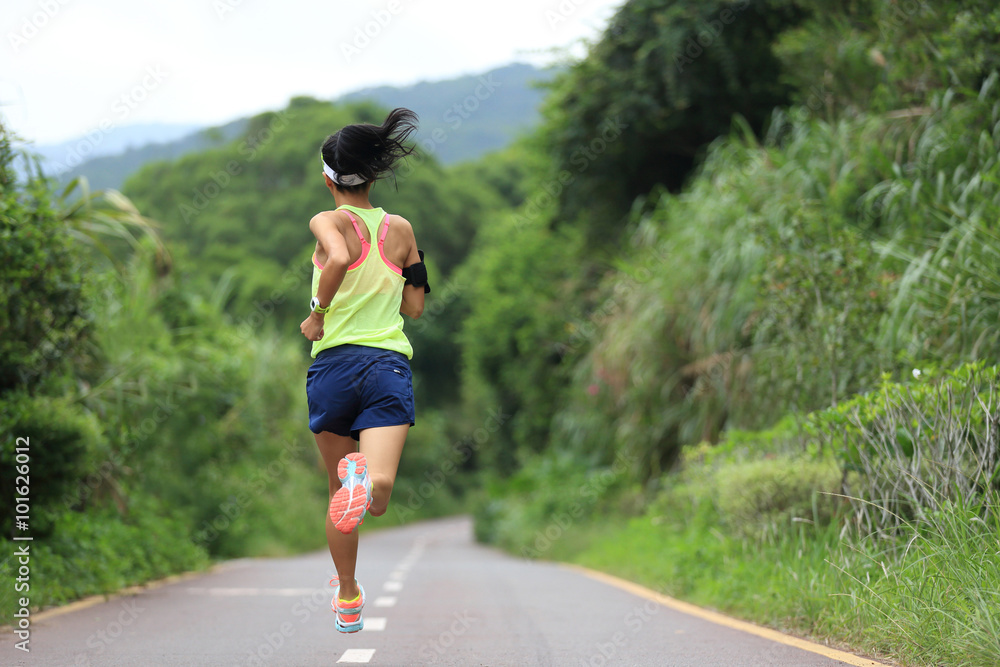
[312,208,347,219]
[309,209,351,233]
[385,212,412,229]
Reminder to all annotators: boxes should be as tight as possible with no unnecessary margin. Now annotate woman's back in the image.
[311,207,413,271]
[309,205,411,358]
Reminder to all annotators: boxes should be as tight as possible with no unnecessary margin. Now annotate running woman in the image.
[300,108,429,634]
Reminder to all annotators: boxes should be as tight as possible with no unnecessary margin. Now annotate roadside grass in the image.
[828,494,1000,667]
[545,488,1000,667]
[541,495,854,638]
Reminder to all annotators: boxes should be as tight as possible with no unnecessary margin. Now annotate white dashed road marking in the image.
[362,617,387,631]
[337,648,376,663]
[330,535,425,664]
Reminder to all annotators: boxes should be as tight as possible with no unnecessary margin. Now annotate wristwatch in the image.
[310,296,331,314]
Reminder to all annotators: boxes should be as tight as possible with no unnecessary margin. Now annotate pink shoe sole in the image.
[329,453,372,535]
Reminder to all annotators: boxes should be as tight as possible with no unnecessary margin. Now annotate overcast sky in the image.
[1,0,624,145]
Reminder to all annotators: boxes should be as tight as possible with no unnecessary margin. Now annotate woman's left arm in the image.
[398,220,424,319]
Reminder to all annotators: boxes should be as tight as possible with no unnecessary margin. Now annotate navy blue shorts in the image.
[306,345,415,440]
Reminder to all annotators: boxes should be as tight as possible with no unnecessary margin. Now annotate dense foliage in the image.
[0,147,89,395]
[463,0,1000,483]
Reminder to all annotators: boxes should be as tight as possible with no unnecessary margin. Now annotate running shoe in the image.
[329,576,365,633]
[329,452,372,535]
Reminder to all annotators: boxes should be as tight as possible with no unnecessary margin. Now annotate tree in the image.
[541,0,807,245]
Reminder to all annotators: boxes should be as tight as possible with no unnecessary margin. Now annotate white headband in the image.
[322,159,367,187]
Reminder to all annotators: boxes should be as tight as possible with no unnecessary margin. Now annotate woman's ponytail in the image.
[321,108,419,191]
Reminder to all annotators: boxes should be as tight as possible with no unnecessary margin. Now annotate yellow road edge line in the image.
[3,564,229,629]
[561,563,893,667]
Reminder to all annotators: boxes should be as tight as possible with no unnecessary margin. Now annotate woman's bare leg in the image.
[359,424,409,517]
[313,424,408,601]
[314,431,360,600]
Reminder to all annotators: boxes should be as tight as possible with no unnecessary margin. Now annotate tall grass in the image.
[875,73,1000,362]
[828,492,1000,667]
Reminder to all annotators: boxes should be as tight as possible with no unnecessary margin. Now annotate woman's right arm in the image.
[310,213,351,307]
[300,213,350,341]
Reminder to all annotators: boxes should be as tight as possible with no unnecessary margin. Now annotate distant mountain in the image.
[28,123,203,173]
[342,63,555,165]
[34,63,554,192]
[55,119,249,191]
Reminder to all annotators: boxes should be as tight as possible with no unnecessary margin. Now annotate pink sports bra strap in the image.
[378,214,390,244]
[344,211,369,245]
[376,214,403,276]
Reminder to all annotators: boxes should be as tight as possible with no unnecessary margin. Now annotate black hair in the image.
[320,107,419,192]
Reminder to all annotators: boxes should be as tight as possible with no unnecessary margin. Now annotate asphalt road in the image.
[1,516,888,666]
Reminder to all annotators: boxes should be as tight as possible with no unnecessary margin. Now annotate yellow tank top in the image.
[310,205,412,359]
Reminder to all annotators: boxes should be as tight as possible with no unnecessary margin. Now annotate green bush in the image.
[713,458,843,541]
[458,205,586,475]
[829,494,1000,667]
[775,1,1000,118]
[812,361,1000,536]
[73,256,329,559]
[542,73,1000,488]
[0,499,209,624]
[473,451,634,558]
[0,391,106,536]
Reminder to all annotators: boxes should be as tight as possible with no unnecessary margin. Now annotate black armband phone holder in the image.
[402,249,431,293]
